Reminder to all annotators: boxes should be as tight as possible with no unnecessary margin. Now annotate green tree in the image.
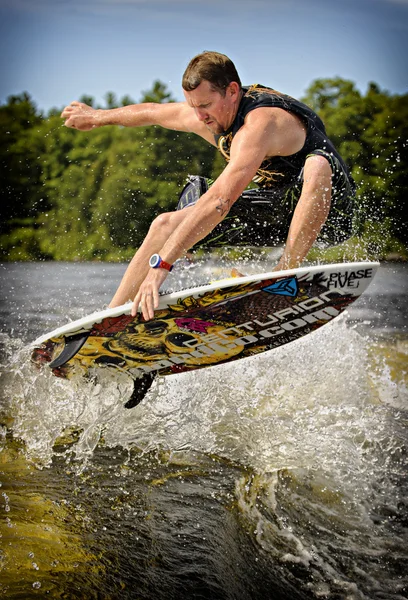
[301,78,408,242]
[120,95,135,107]
[2,77,405,262]
[140,80,175,103]
[359,90,408,243]
[105,92,118,109]
[35,123,116,260]
[0,93,44,233]
[79,95,96,108]
[29,80,215,261]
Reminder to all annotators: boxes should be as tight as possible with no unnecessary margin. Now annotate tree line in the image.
[1,78,407,262]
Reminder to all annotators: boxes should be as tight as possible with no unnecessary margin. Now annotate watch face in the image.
[149,254,160,268]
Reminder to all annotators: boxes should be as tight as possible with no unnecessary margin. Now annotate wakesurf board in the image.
[31,262,379,406]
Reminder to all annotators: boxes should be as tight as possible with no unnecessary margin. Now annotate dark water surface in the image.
[0,260,407,599]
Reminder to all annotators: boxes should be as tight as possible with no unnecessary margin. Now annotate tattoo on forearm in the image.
[215,197,232,216]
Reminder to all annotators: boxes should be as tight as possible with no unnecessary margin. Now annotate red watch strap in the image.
[159,259,173,272]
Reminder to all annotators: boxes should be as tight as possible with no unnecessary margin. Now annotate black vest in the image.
[215,84,351,188]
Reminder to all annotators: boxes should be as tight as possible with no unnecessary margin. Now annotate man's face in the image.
[184,80,240,135]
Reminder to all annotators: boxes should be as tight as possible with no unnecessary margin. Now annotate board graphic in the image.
[31,263,379,390]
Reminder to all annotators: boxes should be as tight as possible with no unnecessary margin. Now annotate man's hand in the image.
[132,268,169,320]
[61,101,100,130]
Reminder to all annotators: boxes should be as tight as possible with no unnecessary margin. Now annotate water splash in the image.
[1,314,405,478]
[1,314,407,599]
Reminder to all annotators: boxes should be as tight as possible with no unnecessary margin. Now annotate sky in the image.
[0,0,407,113]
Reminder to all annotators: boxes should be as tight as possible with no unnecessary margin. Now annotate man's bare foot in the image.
[231,267,246,277]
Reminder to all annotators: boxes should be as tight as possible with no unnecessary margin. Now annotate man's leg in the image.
[109,208,191,308]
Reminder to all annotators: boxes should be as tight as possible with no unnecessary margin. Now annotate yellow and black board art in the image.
[31,263,379,383]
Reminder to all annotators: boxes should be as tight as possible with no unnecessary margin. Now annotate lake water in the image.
[0,259,407,599]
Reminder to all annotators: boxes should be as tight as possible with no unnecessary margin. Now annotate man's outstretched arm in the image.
[61,100,214,141]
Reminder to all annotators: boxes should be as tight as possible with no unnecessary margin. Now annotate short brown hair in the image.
[182,51,242,96]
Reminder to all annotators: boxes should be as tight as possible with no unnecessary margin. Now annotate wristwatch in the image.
[149,254,173,272]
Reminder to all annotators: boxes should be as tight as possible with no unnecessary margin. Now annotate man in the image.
[61,51,355,322]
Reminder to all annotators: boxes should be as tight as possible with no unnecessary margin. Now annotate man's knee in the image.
[149,210,185,236]
[149,212,174,234]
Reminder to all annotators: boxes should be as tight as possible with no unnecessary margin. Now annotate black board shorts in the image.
[177,150,356,248]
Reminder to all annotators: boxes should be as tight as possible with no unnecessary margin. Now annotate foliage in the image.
[0,93,44,233]
[306,222,408,264]
[0,79,407,261]
[0,85,216,261]
[301,79,408,244]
